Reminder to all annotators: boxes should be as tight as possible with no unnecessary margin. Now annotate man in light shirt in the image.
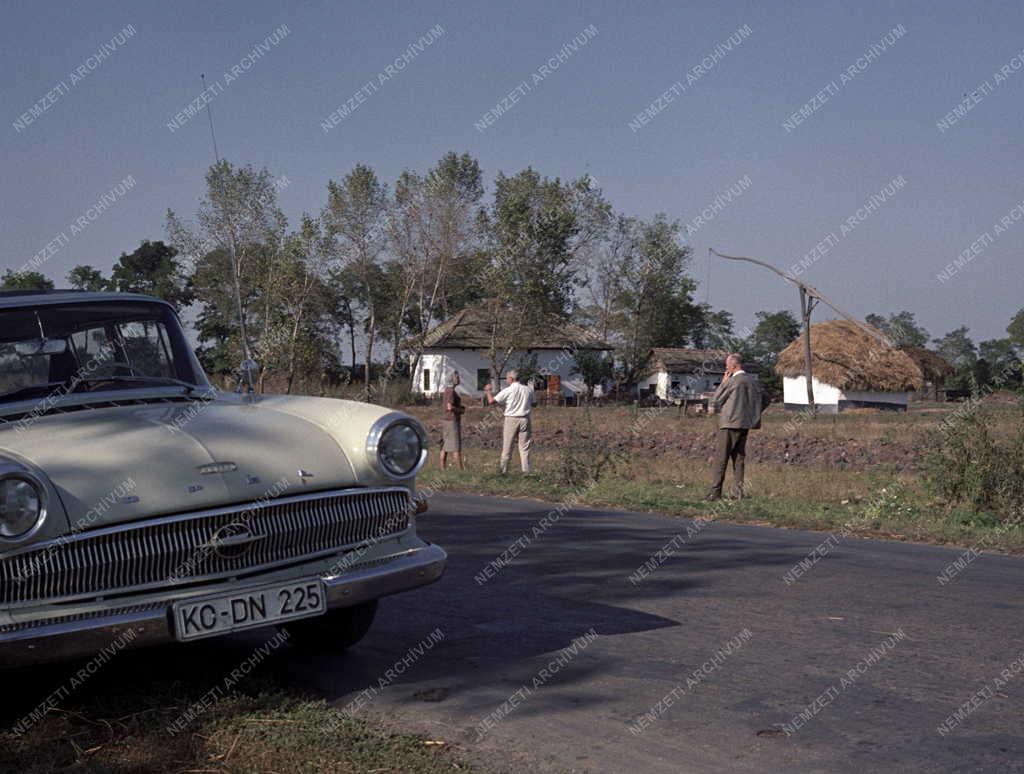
[484,369,536,474]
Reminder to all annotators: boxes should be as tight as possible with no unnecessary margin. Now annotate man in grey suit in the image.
[707,353,762,501]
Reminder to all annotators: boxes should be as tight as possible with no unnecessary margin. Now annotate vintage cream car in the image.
[0,291,445,665]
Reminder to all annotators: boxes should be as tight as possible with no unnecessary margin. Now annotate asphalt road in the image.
[7,492,1022,773]
[280,492,1024,774]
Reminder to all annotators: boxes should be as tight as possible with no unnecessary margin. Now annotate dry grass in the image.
[405,398,1022,445]
[416,396,1024,553]
[1,664,477,774]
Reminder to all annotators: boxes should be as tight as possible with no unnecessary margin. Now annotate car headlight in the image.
[368,415,428,479]
[0,476,44,539]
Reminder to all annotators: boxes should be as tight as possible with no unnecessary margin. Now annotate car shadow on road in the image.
[271,500,802,708]
[1,497,801,733]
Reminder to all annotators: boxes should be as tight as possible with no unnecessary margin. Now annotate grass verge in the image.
[0,650,476,774]
[420,452,1024,555]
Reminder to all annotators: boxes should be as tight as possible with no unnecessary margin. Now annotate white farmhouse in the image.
[411,305,612,401]
[777,319,924,412]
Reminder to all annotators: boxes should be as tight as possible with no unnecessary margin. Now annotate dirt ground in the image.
[409,404,928,474]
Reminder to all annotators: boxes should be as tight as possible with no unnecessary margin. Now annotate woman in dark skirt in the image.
[440,371,465,470]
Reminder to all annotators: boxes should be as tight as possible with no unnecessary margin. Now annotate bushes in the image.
[921,395,1024,524]
[555,407,617,488]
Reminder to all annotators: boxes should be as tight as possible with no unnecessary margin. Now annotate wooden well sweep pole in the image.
[799,286,816,414]
[709,248,892,417]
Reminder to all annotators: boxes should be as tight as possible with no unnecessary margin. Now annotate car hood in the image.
[0,396,367,529]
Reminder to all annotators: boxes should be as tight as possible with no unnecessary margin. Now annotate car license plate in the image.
[173,579,326,642]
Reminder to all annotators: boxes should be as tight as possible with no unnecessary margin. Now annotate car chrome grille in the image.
[0,487,412,606]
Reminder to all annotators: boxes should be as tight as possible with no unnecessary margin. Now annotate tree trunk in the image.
[364,315,374,402]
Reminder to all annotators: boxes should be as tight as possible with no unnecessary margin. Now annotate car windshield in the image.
[0,300,206,404]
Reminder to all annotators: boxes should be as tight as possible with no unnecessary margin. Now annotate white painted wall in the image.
[784,376,842,407]
[640,370,726,400]
[783,375,908,409]
[411,348,598,397]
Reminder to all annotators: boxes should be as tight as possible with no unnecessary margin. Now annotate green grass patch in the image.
[421,455,1024,555]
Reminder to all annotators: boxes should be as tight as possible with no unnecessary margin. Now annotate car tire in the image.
[278,600,378,652]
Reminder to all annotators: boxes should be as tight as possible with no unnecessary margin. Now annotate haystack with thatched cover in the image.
[777,319,923,412]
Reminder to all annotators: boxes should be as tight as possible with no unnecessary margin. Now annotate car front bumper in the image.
[0,543,446,667]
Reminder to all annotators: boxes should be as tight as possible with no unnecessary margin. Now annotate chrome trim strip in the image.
[0,543,447,667]
[0,486,411,561]
[0,487,415,608]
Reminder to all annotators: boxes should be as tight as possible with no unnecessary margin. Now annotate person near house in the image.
[707,353,761,500]
[483,369,536,474]
[440,371,466,471]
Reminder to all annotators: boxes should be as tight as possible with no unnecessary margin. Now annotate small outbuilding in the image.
[641,348,732,401]
[777,320,924,412]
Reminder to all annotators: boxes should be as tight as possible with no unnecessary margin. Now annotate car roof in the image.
[0,290,171,310]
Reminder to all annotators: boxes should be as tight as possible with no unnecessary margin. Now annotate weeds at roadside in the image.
[0,648,475,774]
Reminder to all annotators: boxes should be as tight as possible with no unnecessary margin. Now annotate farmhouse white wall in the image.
[640,370,728,400]
[412,348,592,397]
[783,375,908,411]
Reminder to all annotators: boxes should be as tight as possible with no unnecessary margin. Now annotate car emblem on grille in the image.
[207,523,267,559]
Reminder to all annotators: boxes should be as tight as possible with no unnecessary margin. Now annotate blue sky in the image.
[2,0,1022,343]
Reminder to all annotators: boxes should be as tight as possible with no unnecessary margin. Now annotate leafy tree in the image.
[1,270,54,291]
[866,310,929,348]
[324,164,390,401]
[934,326,977,369]
[271,216,335,394]
[934,326,978,391]
[689,306,735,350]
[609,214,700,386]
[1008,308,1024,351]
[385,153,486,390]
[577,214,635,345]
[167,160,287,366]
[979,338,1023,387]
[571,349,613,398]
[67,265,111,291]
[748,310,800,364]
[477,169,610,384]
[109,241,192,309]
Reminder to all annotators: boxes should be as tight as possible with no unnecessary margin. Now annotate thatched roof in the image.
[777,319,924,392]
[649,348,761,374]
[901,346,954,383]
[421,304,611,351]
